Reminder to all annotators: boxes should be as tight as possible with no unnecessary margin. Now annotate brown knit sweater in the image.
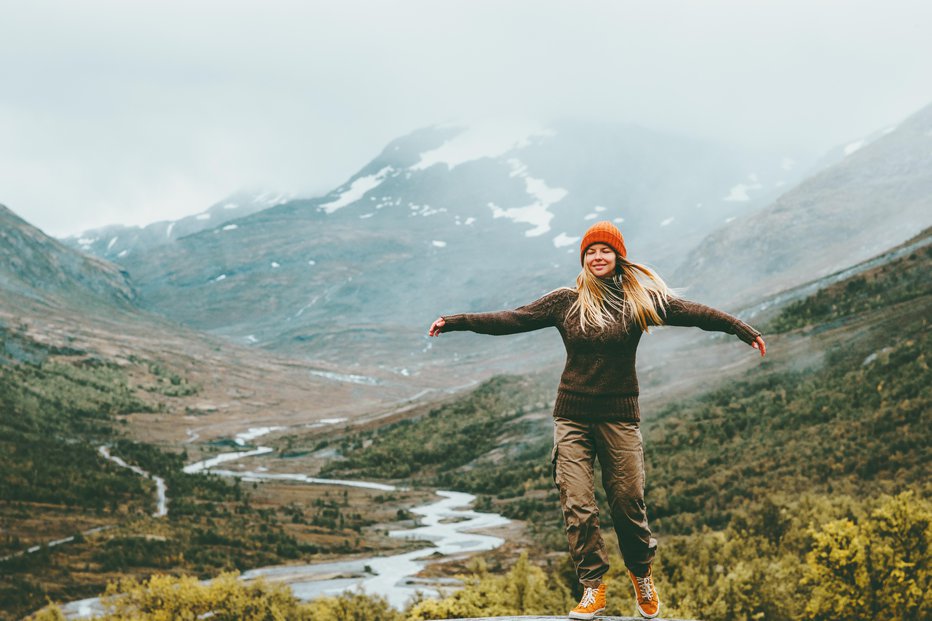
[440,287,761,422]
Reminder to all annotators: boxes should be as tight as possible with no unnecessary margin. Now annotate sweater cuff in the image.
[732,320,761,345]
[441,314,468,332]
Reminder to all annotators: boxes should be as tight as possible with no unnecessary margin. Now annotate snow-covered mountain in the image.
[61,190,292,261]
[100,119,806,371]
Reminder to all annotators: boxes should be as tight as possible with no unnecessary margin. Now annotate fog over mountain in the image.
[73,119,806,373]
[62,191,292,261]
[4,2,932,237]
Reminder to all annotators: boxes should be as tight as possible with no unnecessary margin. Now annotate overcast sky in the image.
[2,0,931,237]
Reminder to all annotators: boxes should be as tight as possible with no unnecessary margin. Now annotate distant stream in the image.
[60,426,510,618]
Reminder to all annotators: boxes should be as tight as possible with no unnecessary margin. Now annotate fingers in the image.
[754,336,767,357]
[428,317,445,337]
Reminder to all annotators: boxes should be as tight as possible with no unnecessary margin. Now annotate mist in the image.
[1,0,931,236]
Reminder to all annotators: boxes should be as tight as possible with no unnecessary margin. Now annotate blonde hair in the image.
[569,255,673,332]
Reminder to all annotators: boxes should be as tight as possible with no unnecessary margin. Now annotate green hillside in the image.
[0,334,336,620]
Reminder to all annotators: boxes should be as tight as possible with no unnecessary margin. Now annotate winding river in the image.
[60,426,511,618]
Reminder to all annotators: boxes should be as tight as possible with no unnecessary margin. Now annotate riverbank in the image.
[60,487,513,618]
[58,425,514,618]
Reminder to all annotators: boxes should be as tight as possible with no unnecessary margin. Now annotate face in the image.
[584,243,617,278]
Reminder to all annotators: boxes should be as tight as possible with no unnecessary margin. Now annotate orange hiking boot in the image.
[628,568,660,618]
[568,582,606,620]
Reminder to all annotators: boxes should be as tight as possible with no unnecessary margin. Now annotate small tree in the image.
[805,492,931,621]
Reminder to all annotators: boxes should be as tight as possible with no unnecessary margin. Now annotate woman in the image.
[428,220,766,619]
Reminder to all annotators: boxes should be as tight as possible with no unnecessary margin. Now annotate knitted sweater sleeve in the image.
[658,295,762,345]
[440,289,568,336]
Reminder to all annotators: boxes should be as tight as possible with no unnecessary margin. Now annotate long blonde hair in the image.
[569,255,673,332]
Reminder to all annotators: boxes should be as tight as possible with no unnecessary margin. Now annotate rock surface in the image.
[432,616,692,621]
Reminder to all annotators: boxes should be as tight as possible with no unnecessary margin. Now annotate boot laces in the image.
[579,587,596,608]
[636,575,654,602]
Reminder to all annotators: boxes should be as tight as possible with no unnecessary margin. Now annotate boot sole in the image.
[568,607,605,620]
[636,602,660,618]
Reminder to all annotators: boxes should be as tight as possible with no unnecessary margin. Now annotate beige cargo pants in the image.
[552,417,657,586]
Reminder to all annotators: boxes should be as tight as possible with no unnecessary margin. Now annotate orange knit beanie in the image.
[580,220,627,265]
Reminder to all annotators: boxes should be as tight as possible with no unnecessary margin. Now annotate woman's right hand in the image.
[428,317,446,336]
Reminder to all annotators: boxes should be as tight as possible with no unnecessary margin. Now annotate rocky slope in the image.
[0,204,135,309]
[674,101,932,308]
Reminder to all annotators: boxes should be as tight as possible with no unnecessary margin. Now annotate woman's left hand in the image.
[751,335,766,357]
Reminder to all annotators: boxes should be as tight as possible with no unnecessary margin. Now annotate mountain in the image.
[0,204,135,309]
[61,190,292,261]
[674,101,932,308]
[100,120,805,370]
[0,204,422,444]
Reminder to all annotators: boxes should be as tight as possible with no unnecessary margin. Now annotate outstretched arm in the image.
[661,296,766,357]
[428,289,568,337]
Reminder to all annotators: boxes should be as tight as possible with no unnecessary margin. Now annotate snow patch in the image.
[222,224,238,231]
[660,217,674,226]
[553,232,580,248]
[409,203,446,217]
[214,274,227,282]
[584,213,598,220]
[308,260,316,266]
[166,222,175,238]
[309,370,380,386]
[432,240,447,247]
[196,213,211,220]
[224,202,239,209]
[464,217,476,226]
[254,191,291,206]
[107,236,118,250]
[613,218,624,224]
[594,205,606,212]
[411,120,554,171]
[724,172,764,202]
[117,250,128,258]
[246,335,258,343]
[725,184,752,201]
[319,167,393,214]
[725,216,736,223]
[360,213,374,219]
[271,262,280,268]
[487,158,567,237]
[844,140,865,156]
